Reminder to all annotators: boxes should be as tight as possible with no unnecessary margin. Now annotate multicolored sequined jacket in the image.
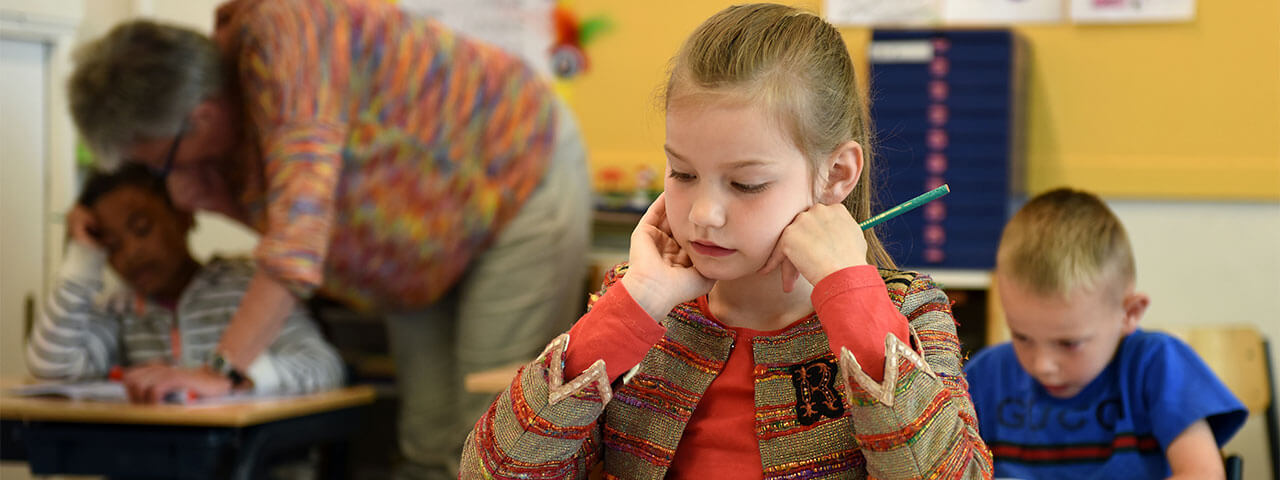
[462,267,993,479]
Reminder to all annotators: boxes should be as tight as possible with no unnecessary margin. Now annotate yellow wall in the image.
[565,0,1280,200]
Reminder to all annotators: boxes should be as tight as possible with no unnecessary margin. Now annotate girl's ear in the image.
[818,140,864,205]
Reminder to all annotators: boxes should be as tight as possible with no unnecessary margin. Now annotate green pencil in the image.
[859,184,951,231]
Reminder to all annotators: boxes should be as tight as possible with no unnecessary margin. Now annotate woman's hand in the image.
[121,364,234,404]
[165,165,241,219]
[760,203,868,293]
[66,206,102,249]
[620,194,714,320]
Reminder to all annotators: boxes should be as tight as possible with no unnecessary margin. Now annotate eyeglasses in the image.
[151,119,189,182]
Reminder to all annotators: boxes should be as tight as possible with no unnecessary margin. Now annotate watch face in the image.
[210,353,231,374]
[209,353,246,387]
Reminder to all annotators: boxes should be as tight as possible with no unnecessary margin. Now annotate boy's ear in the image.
[818,140,863,205]
[1121,290,1149,334]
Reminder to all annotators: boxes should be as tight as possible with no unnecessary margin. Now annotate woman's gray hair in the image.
[68,20,223,168]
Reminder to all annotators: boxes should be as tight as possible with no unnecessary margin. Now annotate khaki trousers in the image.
[386,100,591,479]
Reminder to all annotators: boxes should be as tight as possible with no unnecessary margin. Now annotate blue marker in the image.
[860,184,951,231]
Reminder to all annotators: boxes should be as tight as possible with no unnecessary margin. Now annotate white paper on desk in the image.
[177,392,285,408]
[7,381,128,402]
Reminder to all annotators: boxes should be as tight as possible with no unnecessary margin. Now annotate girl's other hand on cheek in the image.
[760,203,868,293]
[622,194,714,321]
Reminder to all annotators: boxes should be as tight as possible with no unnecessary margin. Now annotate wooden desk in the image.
[1,379,375,479]
[464,362,525,395]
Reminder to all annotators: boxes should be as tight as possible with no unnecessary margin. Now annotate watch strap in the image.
[208,351,249,387]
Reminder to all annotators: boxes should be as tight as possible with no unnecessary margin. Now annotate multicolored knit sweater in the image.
[214,0,558,312]
[462,266,993,479]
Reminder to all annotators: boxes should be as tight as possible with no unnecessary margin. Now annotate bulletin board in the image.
[563,0,1279,200]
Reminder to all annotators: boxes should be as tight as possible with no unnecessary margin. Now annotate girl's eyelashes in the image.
[667,168,769,193]
[668,170,696,182]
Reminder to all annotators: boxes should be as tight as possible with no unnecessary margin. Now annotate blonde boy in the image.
[964,187,1246,479]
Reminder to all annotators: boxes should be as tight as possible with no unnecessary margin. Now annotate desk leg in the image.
[0,420,28,461]
[230,406,365,480]
[318,442,349,480]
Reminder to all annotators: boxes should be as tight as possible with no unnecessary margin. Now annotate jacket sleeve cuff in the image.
[464,333,608,476]
[837,327,935,407]
[244,352,283,394]
[60,243,107,286]
[836,327,993,477]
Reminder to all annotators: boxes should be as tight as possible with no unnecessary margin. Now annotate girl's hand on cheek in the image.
[622,194,714,320]
[761,203,868,293]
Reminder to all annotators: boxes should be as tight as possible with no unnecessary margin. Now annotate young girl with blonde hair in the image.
[462,4,992,478]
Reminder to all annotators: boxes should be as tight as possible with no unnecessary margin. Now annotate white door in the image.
[0,38,49,377]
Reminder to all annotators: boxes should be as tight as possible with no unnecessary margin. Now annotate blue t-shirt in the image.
[964,329,1247,479]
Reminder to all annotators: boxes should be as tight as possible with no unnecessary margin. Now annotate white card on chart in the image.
[944,0,1063,24]
[825,0,943,26]
[1070,0,1196,23]
[398,0,555,76]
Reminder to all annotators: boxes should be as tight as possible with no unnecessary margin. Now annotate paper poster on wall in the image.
[1070,0,1195,23]
[825,0,942,26]
[827,0,1062,25]
[944,0,1062,24]
[398,0,555,76]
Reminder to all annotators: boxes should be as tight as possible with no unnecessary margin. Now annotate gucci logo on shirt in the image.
[997,396,1126,432]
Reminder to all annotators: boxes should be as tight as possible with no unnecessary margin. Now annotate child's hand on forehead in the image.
[621,194,714,321]
[66,205,103,250]
[760,203,868,293]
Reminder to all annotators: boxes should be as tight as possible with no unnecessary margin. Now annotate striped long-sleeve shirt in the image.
[25,244,345,395]
[214,0,559,312]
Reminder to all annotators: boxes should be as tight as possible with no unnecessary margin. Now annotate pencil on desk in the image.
[859,184,951,231]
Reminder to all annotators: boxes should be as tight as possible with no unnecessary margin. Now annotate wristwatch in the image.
[208,351,249,388]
